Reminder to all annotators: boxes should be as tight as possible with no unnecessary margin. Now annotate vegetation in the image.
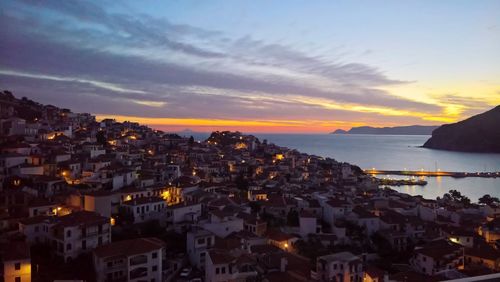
[440,189,471,206]
[96,130,107,146]
[478,194,500,206]
[286,210,299,226]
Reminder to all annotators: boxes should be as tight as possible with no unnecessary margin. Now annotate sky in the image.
[1,0,499,133]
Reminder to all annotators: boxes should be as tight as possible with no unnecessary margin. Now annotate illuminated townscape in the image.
[1,91,500,282]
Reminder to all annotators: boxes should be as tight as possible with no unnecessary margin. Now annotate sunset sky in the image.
[1,0,499,133]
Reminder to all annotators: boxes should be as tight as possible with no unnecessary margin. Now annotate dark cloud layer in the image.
[1,0,443,125]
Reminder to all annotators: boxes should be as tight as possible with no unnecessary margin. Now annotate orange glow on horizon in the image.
[95,114,372,133]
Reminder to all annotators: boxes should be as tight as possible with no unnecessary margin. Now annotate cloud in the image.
[0,0,450,129]
[0,70,146,94]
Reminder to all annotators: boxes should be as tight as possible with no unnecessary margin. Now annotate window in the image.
[107,261,113,267]
[197,238,205,244]
[216,267,220,274]
[66,230,72,237]
[15,277,21,282]
[66,243,72,250]
[333,263,337,270]
[15,263,21,270]
[82,240,86,250]
[221,267,226,274]
[35,226,39,232]
[152,252,158,258]
[152,265,158,271]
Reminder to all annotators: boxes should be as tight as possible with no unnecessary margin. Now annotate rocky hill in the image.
[332,125,438,135]
[423,106,500,153]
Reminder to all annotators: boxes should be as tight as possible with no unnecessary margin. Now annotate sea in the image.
[184,132,500,202]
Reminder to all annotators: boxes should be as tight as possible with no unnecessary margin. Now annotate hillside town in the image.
[1,90,500,282]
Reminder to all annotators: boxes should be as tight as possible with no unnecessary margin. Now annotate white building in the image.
[348,207,380,236]
[93,237,165,282]
[186,228,216,270]
[322,199,350,228]
[299,211,320,238]
[312,252,363,282]
[83,191,116,218]
[1,241,31,282]
[18,211,111,262]
[410,240,463,276]
[203,210,244,238]
[122,197,167,224]
[166,202,202,224]
[205,250,257,282]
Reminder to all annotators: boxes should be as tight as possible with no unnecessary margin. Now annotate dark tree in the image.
[188,136,195,146]
[443,189,471,206]
[249,201,261,214]
[478,194,500,206]
[287,210,299,226]
[235,172,249,191]
[96,131,107,146]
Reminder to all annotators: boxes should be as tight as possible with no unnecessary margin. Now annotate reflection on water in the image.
[388,176,500,201]
[436,175,442,184]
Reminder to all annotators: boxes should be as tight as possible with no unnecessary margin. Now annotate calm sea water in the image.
[185,133,500,201]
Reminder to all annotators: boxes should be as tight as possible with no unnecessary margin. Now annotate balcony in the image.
[310,270,320,280]
[129,267,148,279]
[129,255,148,266]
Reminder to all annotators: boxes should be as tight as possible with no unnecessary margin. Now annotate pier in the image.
[364,169,500,178]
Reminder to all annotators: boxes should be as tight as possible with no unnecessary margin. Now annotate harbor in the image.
[365,169,500,178]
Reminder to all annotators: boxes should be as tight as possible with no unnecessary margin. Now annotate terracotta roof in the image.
[19,215,52,225]
[390,271,441,282]
[55,211,108,227]
[122,196,164,206]
[94,237,165,258]
[266,229,295,242]
[250,244,281,254]
[1,241,30,261]
[352,206,377,219]
[208,250,235,264]
[415,240,462,260]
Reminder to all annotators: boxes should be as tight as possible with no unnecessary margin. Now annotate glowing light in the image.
[110,217,116,226]
[125,195,132,201]
[161,191,170,200]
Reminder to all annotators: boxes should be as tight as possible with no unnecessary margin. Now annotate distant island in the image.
[423,105,500,153]
[331,125,439,135]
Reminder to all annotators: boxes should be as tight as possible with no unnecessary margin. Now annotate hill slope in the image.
[332,125,438,135]
[423,106,500,153]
